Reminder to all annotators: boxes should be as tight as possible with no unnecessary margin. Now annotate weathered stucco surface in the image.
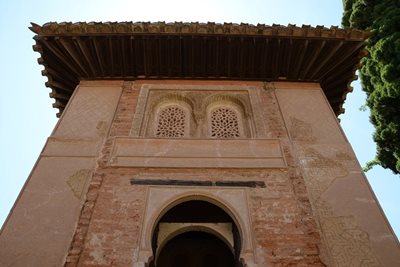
[64,80,325,267]
[0,82,122,266]
[1,80,399,267]
[275,82,400,267]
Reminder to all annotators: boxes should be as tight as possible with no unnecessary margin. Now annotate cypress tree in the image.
[342,0,400,174]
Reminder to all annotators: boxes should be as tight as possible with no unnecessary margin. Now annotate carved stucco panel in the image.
[296,143,382,267]
[316,201,381,267]
[289,117,316,143]
[66,169,92,200]
[133,186,261,267]
[54,84,122,139]
[129,84,259,138]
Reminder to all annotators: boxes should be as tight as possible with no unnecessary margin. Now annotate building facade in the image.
[0,22,399,266]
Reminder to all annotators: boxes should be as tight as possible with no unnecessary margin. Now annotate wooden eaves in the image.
[30,21,369,117]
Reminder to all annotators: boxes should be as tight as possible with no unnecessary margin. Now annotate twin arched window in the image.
[153,102,246,139]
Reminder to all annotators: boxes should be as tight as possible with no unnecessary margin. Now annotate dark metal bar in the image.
[130,178,265,188]
[130,179,212,187]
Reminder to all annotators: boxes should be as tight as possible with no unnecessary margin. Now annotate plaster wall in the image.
[275,82,400,266]
[0,82,122,266]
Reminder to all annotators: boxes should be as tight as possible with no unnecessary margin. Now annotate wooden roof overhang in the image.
[30,22,368,117]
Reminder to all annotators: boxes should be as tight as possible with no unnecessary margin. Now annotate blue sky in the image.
[0,0,399,238]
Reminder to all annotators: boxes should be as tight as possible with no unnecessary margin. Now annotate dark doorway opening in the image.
[150,200,243,267]
[157,231,234,267]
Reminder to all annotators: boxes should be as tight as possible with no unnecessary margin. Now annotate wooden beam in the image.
[283,39,293,78]
[249,37,257,78]
[261,38,269,78]
[291,39,309,80]
[215,37,220,77]
[52,99,68,109]
[92,37,105,77]
[156,36,162,77]
[45,79,72,92]
[319,42,364,80]
[323,60,355,85]
[75,37,97,77]
[309,41,344,80]
[120,36,126,77]
[49,89,72,101]
[179,36,184,77]
[323,79,349,96]
[108,36,114,76]
[181,36,188,77]
[134,36,142,76]
[166,36,172,77]
[42,66,77,86]
[130,36,136,77]
[143,36,148,77]
[239,37,245,78]
[201,36,206,76]
[57,38,90,76]
[272,38,281,79]
[191,36,195,77]
[328,95,347,105]
[172,37,178,75]
[48,84,74,96]
[40,38,82,77]
[300,40,326,80]
[227,36,232,77]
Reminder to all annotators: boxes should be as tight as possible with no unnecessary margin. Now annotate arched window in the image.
[155,105,188,138]
[209,106,242,138]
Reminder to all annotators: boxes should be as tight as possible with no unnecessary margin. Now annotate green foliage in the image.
[342,0,400,174]
[363,159,379,172]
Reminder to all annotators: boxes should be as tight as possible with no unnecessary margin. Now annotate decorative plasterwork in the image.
[130,84,255,138]
[208,106,243,138]
[133,186,260,267]
[66,169,92,200]
[154,105,190,138]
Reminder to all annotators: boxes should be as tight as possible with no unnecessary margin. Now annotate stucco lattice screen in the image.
[156,106,187,138]
[210,107,240,138]
[130,85,258,138]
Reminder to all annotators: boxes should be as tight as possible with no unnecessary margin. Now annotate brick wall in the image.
[66,80,325,267]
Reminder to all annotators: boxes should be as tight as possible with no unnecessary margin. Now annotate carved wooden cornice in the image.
[30,21,369,40]
[30,22,368,117]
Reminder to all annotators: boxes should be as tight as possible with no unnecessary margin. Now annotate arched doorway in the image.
[157,231,234,267]
[150,200,243,267]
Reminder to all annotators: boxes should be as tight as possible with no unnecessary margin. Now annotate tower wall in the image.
[64,80,324,267]
[0,81,123,266]
[1,80,399,267]
[275,83,400,266]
